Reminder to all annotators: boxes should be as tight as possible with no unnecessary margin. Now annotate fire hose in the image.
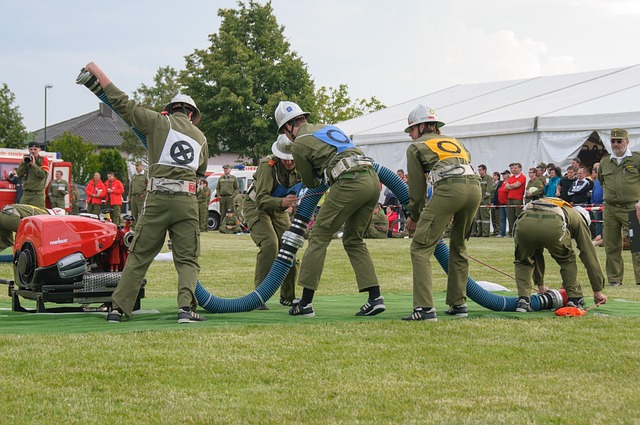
[77,70,564,313]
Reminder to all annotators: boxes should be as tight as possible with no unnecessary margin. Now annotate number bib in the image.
[423,136,470,162]
[313,125,356,154]
[158,116,203,171]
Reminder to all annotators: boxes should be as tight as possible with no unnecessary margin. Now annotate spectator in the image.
[490,171,501,236]
[473,164,492,237]
[219,208,242,234]
[105,171,125,225]
[598,128,640,286]
[524,167,544,203]
[590,163,603,239]
[86,172,107,216]
[70,182,80,215]
[8,168,23,203]
[496,170,510,237]
[558,166,576,202]
[128,161,147,223]
[47,169,69,209]
[504,162,526,237]
[568,166,592,205]
[385,205,398,237]
[544,166,561,198]
[536,163,548,189]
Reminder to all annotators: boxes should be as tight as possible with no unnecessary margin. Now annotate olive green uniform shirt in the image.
[48,178,69,209]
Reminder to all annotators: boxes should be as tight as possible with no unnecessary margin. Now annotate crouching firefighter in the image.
[513,197,607,312]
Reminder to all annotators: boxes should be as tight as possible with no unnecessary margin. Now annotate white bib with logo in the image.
[157,116,202,172]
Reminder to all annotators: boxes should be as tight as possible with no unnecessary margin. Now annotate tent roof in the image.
[337,65,640,141]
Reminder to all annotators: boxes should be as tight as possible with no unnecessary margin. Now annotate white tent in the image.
[336,65,640,175]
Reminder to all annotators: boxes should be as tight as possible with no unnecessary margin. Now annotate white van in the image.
[205,166,256,230]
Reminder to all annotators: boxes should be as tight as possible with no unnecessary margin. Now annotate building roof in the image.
[32,103,130,148]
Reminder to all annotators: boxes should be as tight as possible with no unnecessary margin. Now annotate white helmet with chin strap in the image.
[405,104,445,133]
[164,94,201,125]
[271,134,294,160]
[275,101,310,133]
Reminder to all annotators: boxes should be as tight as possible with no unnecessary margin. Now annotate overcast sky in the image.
[3,0,640,132]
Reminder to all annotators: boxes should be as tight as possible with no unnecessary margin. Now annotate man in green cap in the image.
[84,61,209,324]
[473,164,493,237]
[598,128,640,286]
[274,100,384,318]
[128,161,147,223]
[219,209,242,234]
[216,165,239,215]
[244,134,303,308]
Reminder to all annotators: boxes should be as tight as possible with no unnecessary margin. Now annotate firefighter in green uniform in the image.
[598,128,640,286]
[402,105,482,322]
[219,209,242,234]
[47,170,69,209]
[474,164,492,237]
[216,165,239,215]
[513,198,607,311]
[196,179,211,231]
[244,134,303,309]
[364,203,389,239]
[275,101,384,318]
[0,204,63,250]
[17,142,50,209]
[83,62,208,324]
[128,161,147,224]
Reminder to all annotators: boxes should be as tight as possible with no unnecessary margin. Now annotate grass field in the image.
[1,233,639,424]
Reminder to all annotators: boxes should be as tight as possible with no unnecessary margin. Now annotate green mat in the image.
[1,291,638,335]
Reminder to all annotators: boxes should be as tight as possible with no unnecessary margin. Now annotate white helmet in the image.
[48,207,66,216]
[271,134,294,160]
[573,205,591,226]
[275,101,309,133]
[164,94,201,125]
[405,104,445,133]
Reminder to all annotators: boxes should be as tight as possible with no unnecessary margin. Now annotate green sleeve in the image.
[254,162,283,213]
[407,143,427,221]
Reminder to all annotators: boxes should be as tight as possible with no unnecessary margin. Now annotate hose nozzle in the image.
[76,68,104,96]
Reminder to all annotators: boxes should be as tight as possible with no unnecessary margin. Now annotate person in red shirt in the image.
[86,172,107,215]
[105,171,125,225]
[504,162,526,237]
[496,170,510,237]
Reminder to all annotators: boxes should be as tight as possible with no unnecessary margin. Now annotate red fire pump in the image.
[2,214,144,312]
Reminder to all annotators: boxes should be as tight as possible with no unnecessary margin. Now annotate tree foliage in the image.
[95,149,128,185]
[0,83,29,148]
[314,84,386,124]
[47,132,97,184]
[133,66,181,111]
[181,0,316,164]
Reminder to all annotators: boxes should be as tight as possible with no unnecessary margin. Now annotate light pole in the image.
[44,84,53,146]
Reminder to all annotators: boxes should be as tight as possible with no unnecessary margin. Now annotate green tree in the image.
[314,84,386,124]
[47,132,97,184]
[181,0,316,164]
[0,83,29,148]
[96,149,128,186]
[133,66,181,111]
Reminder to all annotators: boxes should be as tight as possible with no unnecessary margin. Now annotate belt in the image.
[605,201,637,209]
[524,213,559,220]
[147,177,196,195]
[434,176,479,186]
[23,189,43,193]
[329,155,373,181]
[337,169,372,181]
